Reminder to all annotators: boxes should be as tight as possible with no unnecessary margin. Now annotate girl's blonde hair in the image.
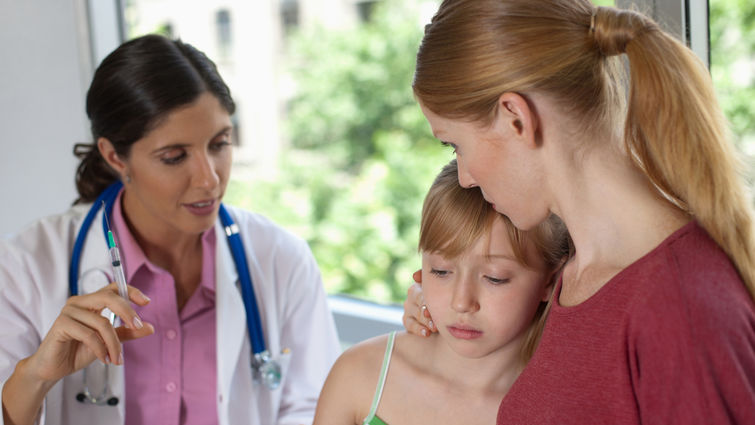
[419,160,571,361]
[414,0,755,300]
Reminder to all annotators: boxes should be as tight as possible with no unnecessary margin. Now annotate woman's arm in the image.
[1,283,153,425]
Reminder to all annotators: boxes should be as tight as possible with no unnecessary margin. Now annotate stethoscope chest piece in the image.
[252,351,281,390]
[76,363,119,406]
[70,184,279,407]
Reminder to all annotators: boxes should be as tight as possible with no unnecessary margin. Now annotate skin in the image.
[99,91,233,310]
[406,90,688,332]
[2,91,233,425]
[314,217,550,425]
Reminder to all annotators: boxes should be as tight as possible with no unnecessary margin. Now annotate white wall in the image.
[0,0,91,237]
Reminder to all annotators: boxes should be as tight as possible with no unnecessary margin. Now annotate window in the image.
[280,0,299,33]
[710,0,755,174]
[125,0,441,308]
[215,9,232,58]
[117,0,753,343]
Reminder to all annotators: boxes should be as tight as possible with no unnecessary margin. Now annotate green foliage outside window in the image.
[225,0,754,305]
[710,0,755,177]
[225,0,449,304]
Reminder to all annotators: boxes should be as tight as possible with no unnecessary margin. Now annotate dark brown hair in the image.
[73,34,235,204]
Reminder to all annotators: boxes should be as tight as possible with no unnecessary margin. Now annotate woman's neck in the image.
[119,191,203,273]
[546,138,689,304]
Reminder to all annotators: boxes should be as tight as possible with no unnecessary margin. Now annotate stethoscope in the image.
[68,181,282,406]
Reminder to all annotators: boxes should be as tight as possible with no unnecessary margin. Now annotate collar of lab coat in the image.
[214,215,249,418]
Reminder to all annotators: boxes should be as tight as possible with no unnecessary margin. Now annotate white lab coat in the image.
[0,203,341,425]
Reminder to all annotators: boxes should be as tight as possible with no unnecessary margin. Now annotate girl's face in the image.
[422,216,550,360]
[116,92,233,239]
[419,103,549,231]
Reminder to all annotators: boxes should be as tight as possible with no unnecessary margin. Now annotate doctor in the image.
[0,34,340,425]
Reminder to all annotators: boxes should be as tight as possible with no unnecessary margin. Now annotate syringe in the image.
[102,202,130,325]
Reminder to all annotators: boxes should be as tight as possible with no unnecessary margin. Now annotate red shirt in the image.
[111,191,219,425]
[498,221,755,424]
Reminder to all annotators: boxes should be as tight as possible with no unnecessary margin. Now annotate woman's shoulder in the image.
[642,221,749,303]
[619,221,755,344]
[1,204,88,257]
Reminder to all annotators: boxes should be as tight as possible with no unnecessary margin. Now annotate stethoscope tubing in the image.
[218,206,266,355]
[68,181,267,354]
[67,181,280,401]
[68,182,122,297]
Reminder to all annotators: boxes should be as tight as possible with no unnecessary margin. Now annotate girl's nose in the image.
[450,277,480,313]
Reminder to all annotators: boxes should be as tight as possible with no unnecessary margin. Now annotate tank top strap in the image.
[363,331,397,425]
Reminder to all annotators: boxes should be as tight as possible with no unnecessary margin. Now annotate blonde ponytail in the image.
[593,7,755,299]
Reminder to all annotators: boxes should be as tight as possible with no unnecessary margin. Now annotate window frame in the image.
[88,0,713,344]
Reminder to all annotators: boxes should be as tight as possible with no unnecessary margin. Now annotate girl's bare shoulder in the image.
[336,331,432,377]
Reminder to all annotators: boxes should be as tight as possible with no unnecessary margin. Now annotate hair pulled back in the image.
[414,0,755,300]
[74,34,235,204]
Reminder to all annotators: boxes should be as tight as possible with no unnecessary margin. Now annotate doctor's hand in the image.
[402,270,436,337]
[26,282,154,383]
[2,283,153,425]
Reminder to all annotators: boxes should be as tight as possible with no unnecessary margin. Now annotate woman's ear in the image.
[495,92,539,149]
[97,137,128,178]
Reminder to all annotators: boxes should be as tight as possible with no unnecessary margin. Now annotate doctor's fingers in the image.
[57,305,125,365]
[115,321,155,343]
[112,282,151,306]
[66,288,144,330]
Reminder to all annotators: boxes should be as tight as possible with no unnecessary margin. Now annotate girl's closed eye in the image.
[430,268,450,277]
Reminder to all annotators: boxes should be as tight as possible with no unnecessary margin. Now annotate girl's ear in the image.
[97,137,128,178]
[495,92,539,149]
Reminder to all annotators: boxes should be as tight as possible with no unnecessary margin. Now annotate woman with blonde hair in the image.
[403,0,755,423]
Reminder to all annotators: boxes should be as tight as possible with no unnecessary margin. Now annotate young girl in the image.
[313,160,570,425]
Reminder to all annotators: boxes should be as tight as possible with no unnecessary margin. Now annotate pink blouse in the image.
[112,191,219,425]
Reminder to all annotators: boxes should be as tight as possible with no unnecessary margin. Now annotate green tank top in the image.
[362,331,396,425]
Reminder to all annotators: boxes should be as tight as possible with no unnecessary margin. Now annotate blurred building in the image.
[125,0,379,179]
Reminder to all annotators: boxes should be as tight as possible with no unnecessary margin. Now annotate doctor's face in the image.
[120,92,233,238]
